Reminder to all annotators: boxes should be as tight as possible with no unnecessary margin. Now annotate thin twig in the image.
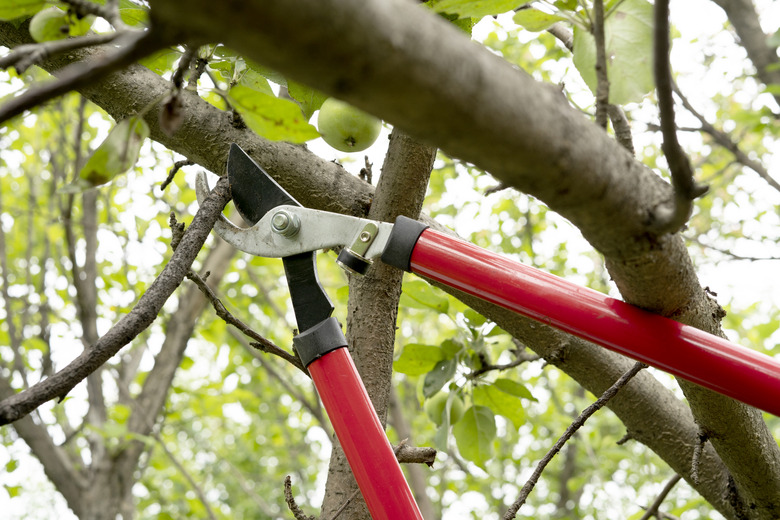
[185,269,307,373]
[0,32,121,73]
[593,0,610,129]
[638,473,682,520]
[468,350,540,379]
[547,23,573,51]
[684,235,780,262]
[228,328,327,428]
[160,160,194,191]
[648,0,708,234]
[284,476,316,520]
[672,83,780,193]
[154,431,218,520]
[607,104,635,155]
[503,362,646,519]
[0,30,165,125]
[326,488,362,520]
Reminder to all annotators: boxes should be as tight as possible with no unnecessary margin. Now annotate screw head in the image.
[270,210,300,237]
[359,231,372,242]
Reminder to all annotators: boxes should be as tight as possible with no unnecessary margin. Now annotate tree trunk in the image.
[320,130,436,519]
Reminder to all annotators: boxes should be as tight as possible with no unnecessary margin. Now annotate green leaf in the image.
[423,358,457,397]
[473,383,526,429]
[452,405,496,468]
[572,0,654,104]
[494,377,536,401]
[288,81,327,121]
[235,62,274,94]
[228,84,319,144]
[432,0,526,18]
[394,343,444,376]
[400,279,449,313]
[29,7,93,42]
[0,0,44,21]
[119,8,149,27]
[4,484,21,498]
[441,338,464,358]
[5,459,18,473]
[110,403,132,425]
[61,116,149,193]
[513,8,565,32]
[139,48,180,75]
[463,308,487,327]
[553,0,577,10]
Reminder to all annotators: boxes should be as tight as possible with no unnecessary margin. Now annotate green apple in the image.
[317,98,381,153]
[29,7,93,43]
[424,392,465,426]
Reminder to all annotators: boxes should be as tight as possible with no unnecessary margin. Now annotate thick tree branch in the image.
[0,177,231,425]
[0,376,87,516]
[0,14,771,516]
[321,129,436,518]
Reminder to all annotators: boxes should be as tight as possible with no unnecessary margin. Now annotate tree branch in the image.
[672,83,780,193]
[154,431,218,520]
[593,0,610,130]
[709,0,780,110]
[0,32,120,73]
[649,0,708,234]
[0,176,232,426]
[0,29,164,125]
[186,268,306,372]
[0,13,770,515]
[503,362,646,519]
[638,473,683,520]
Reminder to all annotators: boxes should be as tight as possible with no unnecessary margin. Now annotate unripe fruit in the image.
[424,392,465,426]
[317,98,381,153]
[29,7,92,43]
[29,7,69,42]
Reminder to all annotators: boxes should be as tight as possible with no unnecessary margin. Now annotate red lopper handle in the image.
[409,228,780,416]
[308,347,423,520]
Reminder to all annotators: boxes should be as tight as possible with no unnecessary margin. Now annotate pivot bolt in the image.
[271,210,300,237]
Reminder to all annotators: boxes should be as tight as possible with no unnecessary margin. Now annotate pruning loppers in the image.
[197,144,780,520]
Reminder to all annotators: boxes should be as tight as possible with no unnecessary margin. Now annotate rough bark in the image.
[1,4,778,515]
[146,0,780,514]
[320,130,436,519]
[148,1,780,514]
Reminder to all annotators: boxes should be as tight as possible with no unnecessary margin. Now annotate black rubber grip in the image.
[380,216,428,272]
[293,317,347,368]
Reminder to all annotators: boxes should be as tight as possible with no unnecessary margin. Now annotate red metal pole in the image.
[410,228,780,416]
[307,348,423,520]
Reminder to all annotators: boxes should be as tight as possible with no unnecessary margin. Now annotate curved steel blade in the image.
[227,143,301,225]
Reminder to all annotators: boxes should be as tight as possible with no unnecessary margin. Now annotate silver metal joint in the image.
[271,210,300,237]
